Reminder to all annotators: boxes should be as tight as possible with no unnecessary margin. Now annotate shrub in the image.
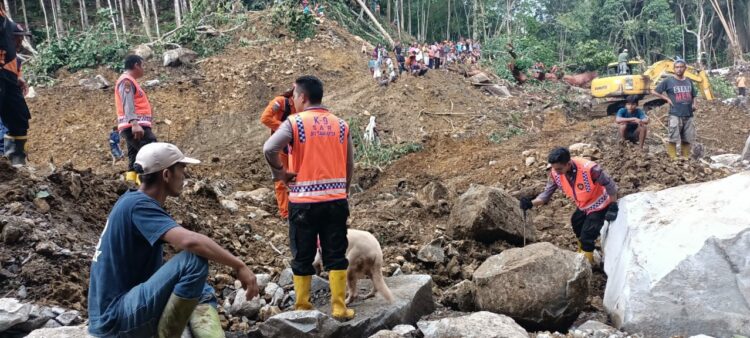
[349,117,423,168]
[272,0,317,40]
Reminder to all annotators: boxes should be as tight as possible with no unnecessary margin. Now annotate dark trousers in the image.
[121,126,157,171]
[571,207,608,252]
[0,71,31,137]
[739,88,746,97]
[289,199,349,276]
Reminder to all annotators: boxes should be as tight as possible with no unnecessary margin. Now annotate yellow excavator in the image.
[590,59,714,115]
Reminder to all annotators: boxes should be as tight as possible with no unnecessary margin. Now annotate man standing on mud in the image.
[263,75,356,321]
[0,6,32,166]
[520,147,619,264]
[88,142,258,338]
[260,88,297,219]
[115,55,157,184]
[651,58,698,160]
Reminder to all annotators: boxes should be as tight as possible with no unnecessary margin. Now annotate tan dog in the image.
[313,229,394,304]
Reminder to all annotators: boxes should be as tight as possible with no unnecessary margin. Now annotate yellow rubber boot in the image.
[189,304,224,338]
[293,275,314,310]
[329,270,355,321]
[666,143,678,160]
[158,294,199,338]
[681,143,691,158]
[583,251,595,264]
[125,171,138,183]
[577,241,583,253]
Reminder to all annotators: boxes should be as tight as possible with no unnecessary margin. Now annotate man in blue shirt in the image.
[615,95,649,150]
[88,142,259,338]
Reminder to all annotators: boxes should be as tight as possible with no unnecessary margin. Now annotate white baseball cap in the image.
[135,142,200,175]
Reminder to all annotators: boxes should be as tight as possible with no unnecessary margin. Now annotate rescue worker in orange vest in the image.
[263,75,355,321]
[115,55,157,184]
[520,147,619,263]
[260,88,296,219]
[0,6,32,166]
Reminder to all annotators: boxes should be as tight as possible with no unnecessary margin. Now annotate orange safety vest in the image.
[288,107,349,204]
[550,157,611,214]
[115,73,153,132]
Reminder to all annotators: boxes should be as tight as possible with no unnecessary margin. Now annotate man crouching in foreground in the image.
[88,142,258,338]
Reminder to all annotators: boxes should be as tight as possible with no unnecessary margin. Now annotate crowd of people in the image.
[364,38,482,85]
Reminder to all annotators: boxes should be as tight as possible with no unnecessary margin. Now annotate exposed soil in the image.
[1,10,747,334]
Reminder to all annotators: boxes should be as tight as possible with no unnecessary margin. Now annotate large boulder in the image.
[602,172,750,337]
[439,280,476,312]
[472,242,590,331]
[260,275,434,338]
[132,44,154,60]
[24,326,93,337]
[417,311,528,338]
[163,48,198,67]
[447,185,536,244]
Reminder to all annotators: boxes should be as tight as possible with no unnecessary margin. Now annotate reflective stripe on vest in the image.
[550,157,610,214]
[115,73,153,131]
[288,108,349,204]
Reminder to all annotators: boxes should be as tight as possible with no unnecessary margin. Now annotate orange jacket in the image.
[550,157,611,214]
[260,96,296,132]
[288,108,349,203]
[115,73,153,132]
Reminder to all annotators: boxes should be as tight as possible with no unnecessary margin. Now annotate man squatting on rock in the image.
[88,142,259,338]
[520,147,619,263]
[263,75,357,321]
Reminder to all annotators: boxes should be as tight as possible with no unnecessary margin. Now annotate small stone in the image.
[255,274,271,290]
[392,324,418,336]
[2,223,24,244]
[525,157,536,166]
[35,241,60,256]
[55,310,81,326]
[34,198,50,213]
[417,239,445,264]
[220,199,239,213]
[258,305,281,322]
[264,282,280,299]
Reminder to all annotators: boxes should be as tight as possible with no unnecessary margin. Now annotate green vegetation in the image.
[709,76,737,99]
[489,126,525,144]
[349,117,423,168]
[271,1,317,40]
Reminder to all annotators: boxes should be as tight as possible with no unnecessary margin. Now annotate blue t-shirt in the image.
[88,191,178,335]
[616,107,647,124]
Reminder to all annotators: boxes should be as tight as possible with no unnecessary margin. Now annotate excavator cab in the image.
[604,60,646,76]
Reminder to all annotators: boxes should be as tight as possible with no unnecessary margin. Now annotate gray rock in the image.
[417,182,453,206]
[231,289,264,319]
[742,134,750,163]
[392,324,418,336]
[602,172,750,337]
[369,330,402,338]
[417,239,445,264]
[0,298,31,331]
[265,282,280,299]
[261,275,435,338]
[473,242,590,331]
[270,287,285,307]
[55,310,81,326]
[2,221,25,244]
[42,318,62,328]
[12,304,53,332]
[278,268,293,287]
[163,47,198,67]
[440,280,476,312]
[576,320,616,331]
[233,188,273,202]
[311,275,330,293]
[24,326,93,337]
[256,274,272,290]
[143,79,161,88]
[78,75,110,90]
[417,311,528,338]
[132,44,154,60]
[220,199,239,213]
[447,185,536,244]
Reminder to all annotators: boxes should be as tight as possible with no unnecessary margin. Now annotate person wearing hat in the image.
[652,58,699,159]
[0,5,32,166]
[618,48,629,75]
[88,142,259,338]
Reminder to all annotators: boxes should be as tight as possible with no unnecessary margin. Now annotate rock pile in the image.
[0,298,83,336]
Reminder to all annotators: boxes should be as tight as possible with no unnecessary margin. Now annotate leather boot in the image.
[329,270,355,321]
[188,304,225,338]
[4,136,26,167]
[158,294,199,338]
[293,275,314,310]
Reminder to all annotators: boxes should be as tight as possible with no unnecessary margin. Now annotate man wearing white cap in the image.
[88,142,259,338]
[618,48,629,74]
